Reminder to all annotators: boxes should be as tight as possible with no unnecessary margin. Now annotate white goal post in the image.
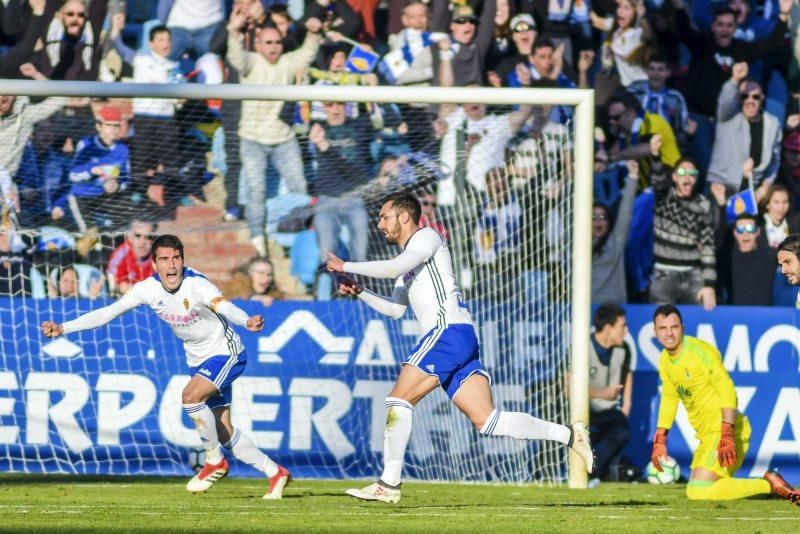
[0,79,593,488]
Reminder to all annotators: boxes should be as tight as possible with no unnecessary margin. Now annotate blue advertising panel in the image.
[0,299,797,482]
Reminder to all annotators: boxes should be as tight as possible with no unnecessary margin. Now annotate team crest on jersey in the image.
[676,385,692,399]
[685,369,691,379]
[183,298,190,310]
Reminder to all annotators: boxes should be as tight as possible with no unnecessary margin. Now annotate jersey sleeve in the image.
[656,358,680,430]
[62,281,145,334]
[344,229,440,279]
[192,276,249,327]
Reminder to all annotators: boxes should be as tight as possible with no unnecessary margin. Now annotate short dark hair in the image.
[532,38,555,53]
[647,51,670,66]
[607,91,642,115]
[777,234,800,260]
[672,156,699,171]
[150,234,184,261]
[383,192,422,225]
[593,303,626,332]
[713,6,737,22]
[653,304,683,325]
[149,25,170,42]
[734,212,757,225]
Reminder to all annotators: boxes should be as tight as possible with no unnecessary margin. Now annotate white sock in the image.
[480,409,571,445]
[223,428,279,477]
[380,397,413,487]
[183,402,223,463]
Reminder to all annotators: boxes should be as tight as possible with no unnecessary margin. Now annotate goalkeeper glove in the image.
[651,428,668,472]
[718,422,737,468]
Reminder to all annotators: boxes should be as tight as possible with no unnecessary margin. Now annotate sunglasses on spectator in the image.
[738,92,763,102]
[64,11,85,17]
[592,214,608,221]
[734,223,758,234]
[607,113,623,122]
[513,23,533,33]
[133,233,154,240]
[256,40,282,45]
[675,167,699,177]
[421,200,437,207]
[453,17,476,24]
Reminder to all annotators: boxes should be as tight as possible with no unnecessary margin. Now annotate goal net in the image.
[0,80,592,486]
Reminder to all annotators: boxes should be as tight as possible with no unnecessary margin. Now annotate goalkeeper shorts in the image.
[190,351,248,409]
[405,323,490,400]
[691,412,751,478]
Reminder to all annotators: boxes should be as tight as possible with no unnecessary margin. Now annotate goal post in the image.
[0,79,593,488]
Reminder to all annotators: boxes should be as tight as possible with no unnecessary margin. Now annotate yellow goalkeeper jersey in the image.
[656,336,738,437]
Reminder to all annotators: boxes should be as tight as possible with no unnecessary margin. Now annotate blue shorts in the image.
[190,351,247,410]
[405,323,490,399]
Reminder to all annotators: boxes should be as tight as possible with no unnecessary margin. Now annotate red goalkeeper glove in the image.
[651,428,668,472]
[718,422,737,468]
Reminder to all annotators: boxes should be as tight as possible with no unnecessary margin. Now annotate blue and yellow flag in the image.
[726,187,758,223]
[345,44,379,74]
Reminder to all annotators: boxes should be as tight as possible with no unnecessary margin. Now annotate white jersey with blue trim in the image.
[119,267,243,367]
[395,227,473,333]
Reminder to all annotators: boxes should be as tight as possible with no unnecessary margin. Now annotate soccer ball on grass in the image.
[188,448,206,473]
[646,456,681,484]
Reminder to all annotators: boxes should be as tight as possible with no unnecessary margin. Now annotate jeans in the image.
[314,196,368,263]
[168,22,220,60]
[241,137,306,238]
[590,409,631,479]
[648,267,704,305]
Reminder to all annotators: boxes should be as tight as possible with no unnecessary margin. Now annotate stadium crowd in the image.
[0,0,798,310]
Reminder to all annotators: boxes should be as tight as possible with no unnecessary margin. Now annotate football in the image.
[188,448,206,473]
[646,456,681,484]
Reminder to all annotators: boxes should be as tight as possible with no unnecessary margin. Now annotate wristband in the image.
[439,49,454,61]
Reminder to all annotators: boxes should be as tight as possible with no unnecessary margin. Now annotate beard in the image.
[383,222,401,245]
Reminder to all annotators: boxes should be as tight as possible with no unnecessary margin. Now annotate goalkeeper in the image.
[651,304,798,504]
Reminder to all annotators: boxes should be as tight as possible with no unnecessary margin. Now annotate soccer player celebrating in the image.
[41,235,292,499]
[326,192,594,503]
[777,234,800,308]
[650,304,799,504]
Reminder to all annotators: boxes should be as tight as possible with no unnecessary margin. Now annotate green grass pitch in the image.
[2,475,799,532]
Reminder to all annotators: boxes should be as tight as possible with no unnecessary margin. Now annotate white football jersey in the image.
[395,227,473,334]
[116,267,243,367]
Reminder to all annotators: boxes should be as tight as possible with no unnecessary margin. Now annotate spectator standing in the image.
[226,11,323,257]
[418,189,448,241]
[430,0,496,86]
[586,303,633,487]
[0,0,46,79]
[591,0,651,88]
[718,213,776,305]
[606,92,681,169]
[592,160,638,304]
[106,220,157,295]
[33,0,108,80]
[777,131,800,208]
[627,54,693,149]
[648,142,717,310]
[671,0,790,173]
[303,0,362,41]
[708,63,782,201]
[308,101,375,267]
[111,17,180,200]
[491,13,537,85]
[759,184,800,248]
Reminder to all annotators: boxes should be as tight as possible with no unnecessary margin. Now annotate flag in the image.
[726,187,757,223]
[345,44,379,74]
[378,30,448,84]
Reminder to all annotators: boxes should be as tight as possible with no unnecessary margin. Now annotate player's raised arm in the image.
[41,290,142,338]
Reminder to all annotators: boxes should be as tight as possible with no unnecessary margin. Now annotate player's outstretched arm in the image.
[41,297,138,338]
[326,247,429,280]
[209,296,261,331]
[358,286,409,319]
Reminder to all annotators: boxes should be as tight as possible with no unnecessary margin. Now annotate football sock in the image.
[222,428,279,477]
[686,478,771,500]
[380,397,413,487]
[480,409,571,445]
[183,402,222,463]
